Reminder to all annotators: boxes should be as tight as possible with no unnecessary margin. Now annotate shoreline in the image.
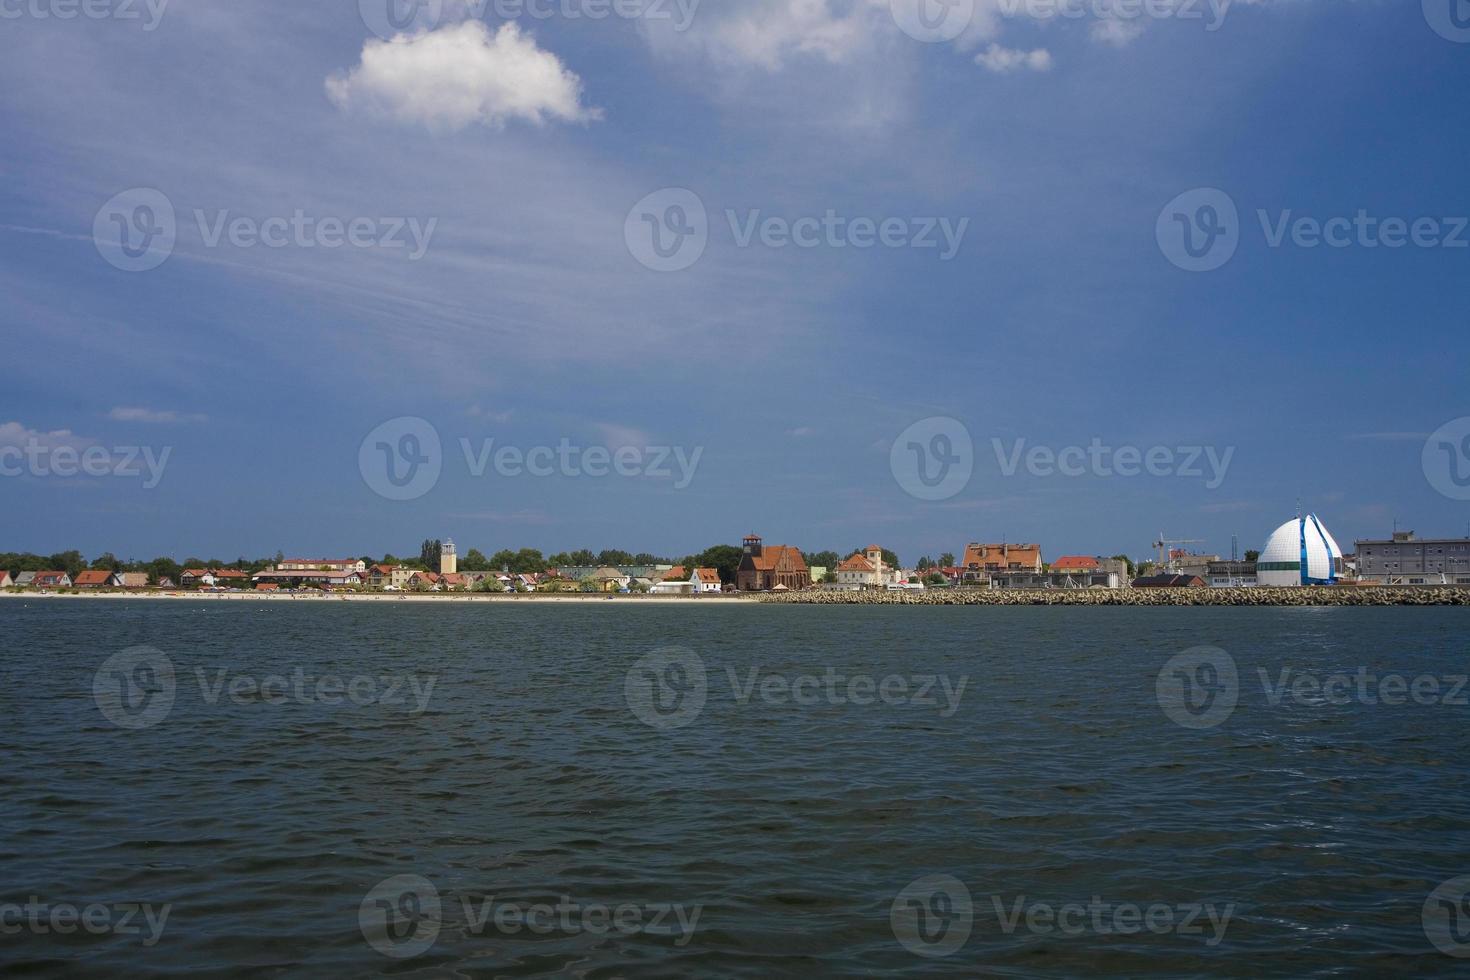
[755,586,1470,606]
[3,587,1470,606]
[0,590,747,604]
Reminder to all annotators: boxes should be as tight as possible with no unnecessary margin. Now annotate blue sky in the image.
[2,0,1468,565]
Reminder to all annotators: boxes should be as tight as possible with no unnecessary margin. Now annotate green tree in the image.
[938,552,956,568]
[1244,550,1260,562]
[420,539,442,570]
[461,548,491,571]
[804,550,840,569]
[90,552,121,571]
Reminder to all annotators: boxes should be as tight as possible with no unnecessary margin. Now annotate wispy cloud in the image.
[1346,431,1429,442]
[109,407,207,424]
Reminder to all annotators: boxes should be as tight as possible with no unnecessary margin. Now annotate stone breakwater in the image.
[755,587,1470,606]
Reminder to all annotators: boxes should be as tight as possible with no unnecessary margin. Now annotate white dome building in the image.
[1258,514,1344,587]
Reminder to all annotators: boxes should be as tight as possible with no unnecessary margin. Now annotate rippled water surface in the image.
[3,600,1470,976]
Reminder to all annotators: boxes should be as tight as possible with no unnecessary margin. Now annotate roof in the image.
[743,544,807,572]
[183,568,209,577]
[864,544,883,552]
[695,568,721,583]
[664,565,688,580]
[1052,556,1100,571]
[212,569,249,579]
[34,571,68,583]
[963,543,1042,568]
[118,572,149,587]
[1133,574,1207,588]
[837,553,875,572]
[256,582,280,591]
[74,570,114,585]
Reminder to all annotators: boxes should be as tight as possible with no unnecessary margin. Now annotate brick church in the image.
[735,533,811,592]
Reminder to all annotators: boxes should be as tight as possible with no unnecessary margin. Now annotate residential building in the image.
[736,533,811,591]
[14,571,36,587]
[118,572,149,589]
[180,568,215,587]
[0,571,11,589]
[1051,556,1099,573]
[1355,531,1470,585]
[157,577,176,589]
[961,543,1043,584]
[836,545,889,588]
[1207,560,1258,588]
[694,568,722,593]
[989,570,1122,590]
[212,569,249,585]
[276,558,367,573]
[252,568,363,588]
[74,570,119,588]
[1133,574,1207,588]
[33,571,72,588]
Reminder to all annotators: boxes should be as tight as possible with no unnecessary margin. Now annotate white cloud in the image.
[0,421,95,451]
[326,21,599,131]
[109,407,206,424]
[975,43,1052,73]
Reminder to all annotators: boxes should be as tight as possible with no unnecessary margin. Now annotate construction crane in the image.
[1153,535,1204,571]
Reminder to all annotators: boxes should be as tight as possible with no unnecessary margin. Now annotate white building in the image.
[836,545,889,588]
[1258,514,1344,587]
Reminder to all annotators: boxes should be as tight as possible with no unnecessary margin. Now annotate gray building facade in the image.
[1354,532,1470,585]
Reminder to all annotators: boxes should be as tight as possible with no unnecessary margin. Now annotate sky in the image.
[1,0,1468,565]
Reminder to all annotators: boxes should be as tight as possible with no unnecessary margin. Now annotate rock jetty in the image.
[755,587,1470,606]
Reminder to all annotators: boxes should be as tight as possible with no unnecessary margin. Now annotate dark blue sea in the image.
[3,600,1470,976]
